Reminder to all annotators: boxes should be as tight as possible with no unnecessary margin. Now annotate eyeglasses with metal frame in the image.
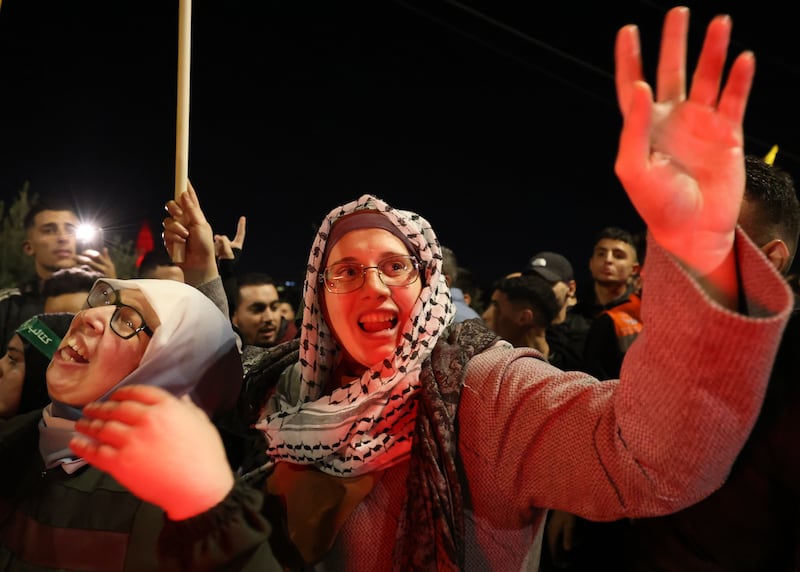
[320,254,423,294]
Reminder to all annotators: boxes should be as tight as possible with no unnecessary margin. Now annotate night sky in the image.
[2,1,799,293]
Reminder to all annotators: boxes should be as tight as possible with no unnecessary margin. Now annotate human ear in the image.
[761,239,790,274]
[519,307,534,326]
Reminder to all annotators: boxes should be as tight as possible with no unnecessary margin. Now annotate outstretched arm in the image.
[614,6,755,309]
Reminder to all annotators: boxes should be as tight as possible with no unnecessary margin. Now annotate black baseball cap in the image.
[523,251,574,283]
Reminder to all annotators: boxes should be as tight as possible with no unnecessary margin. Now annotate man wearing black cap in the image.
[523,251,590,372]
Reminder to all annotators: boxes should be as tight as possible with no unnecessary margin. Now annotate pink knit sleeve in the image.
[458,228,793,527]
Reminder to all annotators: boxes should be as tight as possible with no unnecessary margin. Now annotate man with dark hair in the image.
[481,273,561,357]
[0,195,115,347]
[574,226,641,321]
[738,154,800,273]
[137,248,185,282]
[231,272,298,348]
[579,226,643,379]
[42,265,104,313]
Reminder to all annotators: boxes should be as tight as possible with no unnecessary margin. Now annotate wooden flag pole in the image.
[173,0,191,263]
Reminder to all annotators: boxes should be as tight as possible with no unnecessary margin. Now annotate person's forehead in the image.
[239,283,279,302]
[595,238,634,253]
[328,228,410,259]
[6,334,25,354]
[35,209,79,226]
[491,289,510,303]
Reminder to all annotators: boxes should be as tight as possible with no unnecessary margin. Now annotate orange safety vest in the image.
[602,293,643,353]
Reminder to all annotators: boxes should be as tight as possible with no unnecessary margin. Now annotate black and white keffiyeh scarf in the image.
[254,194,455,477]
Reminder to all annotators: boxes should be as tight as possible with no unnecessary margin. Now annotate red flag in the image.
[135,221,155,268]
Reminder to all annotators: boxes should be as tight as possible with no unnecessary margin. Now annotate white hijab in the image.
[40,278,242,471]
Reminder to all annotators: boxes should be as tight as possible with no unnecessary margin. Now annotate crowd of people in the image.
[0,6,799,571]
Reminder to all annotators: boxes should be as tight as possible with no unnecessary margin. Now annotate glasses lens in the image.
[325,262,364,293]
[111,306,144,339]
[378,255,418,286]
[87,282,114,308]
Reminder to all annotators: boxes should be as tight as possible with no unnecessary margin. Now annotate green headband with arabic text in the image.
[15,317,62,359]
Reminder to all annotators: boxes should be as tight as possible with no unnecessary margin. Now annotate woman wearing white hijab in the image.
[0,278,279,571]
[71,7,793,572]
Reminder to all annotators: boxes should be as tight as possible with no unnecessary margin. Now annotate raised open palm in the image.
[614,7,755,278]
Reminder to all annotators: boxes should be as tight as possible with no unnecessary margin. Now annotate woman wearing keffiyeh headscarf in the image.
[71,7,793,572]
[0,278,280,571]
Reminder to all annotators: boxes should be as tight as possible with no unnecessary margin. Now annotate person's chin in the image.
[362,341,399,366]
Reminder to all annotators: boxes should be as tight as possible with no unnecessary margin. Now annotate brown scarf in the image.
[393,318,501,571]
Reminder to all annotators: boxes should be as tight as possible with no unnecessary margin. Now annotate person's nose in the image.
[74,308,108,334]
[56,226,73,243]
[362,267,390,293]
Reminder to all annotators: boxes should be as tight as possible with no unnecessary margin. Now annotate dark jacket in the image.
[582,291,643,380]
[545,310,591,372]
[0,410,281,572]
